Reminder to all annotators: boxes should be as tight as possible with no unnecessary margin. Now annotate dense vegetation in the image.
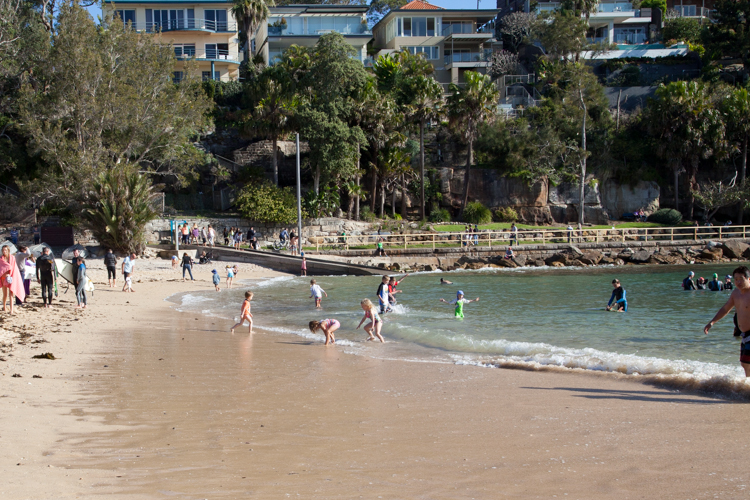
[4,0,750,253]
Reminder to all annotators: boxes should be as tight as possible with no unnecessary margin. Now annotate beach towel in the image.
[2,255,26,302]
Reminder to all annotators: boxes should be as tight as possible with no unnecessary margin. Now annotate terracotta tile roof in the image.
[400,0,444,10]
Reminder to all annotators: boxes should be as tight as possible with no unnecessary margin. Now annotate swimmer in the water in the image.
[605,279,627,312]
[440,278,453,285]
[439,290,478,319]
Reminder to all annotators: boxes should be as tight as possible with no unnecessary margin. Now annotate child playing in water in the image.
[300,256,307,276]
[230,291,254,334]
[310,279,327,308]
[212,269,221,292]
[309,318,340,346]
[439,290,479,319]
[357,298,384,342]
[226,265,234,289]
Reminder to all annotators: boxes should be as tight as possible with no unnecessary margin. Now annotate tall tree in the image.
[241,65,300,186]
[499,12,535,53]
[720,87,750,223]
[16,3,213,208]
[367,0,407,26]
[296,32,368,193]
[232,0,274,62]
[536,11,589,62]
[447,71,499,219]
[644,81,726,215]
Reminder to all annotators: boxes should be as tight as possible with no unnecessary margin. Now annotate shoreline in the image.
[2,257,750,498]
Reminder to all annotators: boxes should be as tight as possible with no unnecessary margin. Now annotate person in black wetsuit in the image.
[708,273,724,291]
[104,248,117,288]
[682,271,697,290]
[725,275,734,290]
[697,277,707,290]
[36,247,56,308]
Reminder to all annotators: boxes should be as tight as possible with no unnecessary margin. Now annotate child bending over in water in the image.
[356,298,384,342]
[439,290,479,319]
[309,318,340,346]
[230,291,253,334]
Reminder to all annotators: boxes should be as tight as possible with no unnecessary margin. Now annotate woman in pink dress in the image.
[1,245,26,314]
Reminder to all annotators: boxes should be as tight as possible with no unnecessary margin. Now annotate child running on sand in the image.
[439,290,479,319]
[357,298,385,342]
[310,279,327,309]
[230,291,253,334]
[309,318,340,346]
[212,269,221,292]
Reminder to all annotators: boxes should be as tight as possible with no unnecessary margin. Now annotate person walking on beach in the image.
[230,291,254,334]
[75,256,87,309]
[212,269,221,292]
[122,252,136,292]
[1,244,25,314]
[181,252,194,281]
[300,255,307,276]
[15,245,28,305]
[357,298,385,342]
[104,248,117,288]
[683,271,697,290]
[208,225,216,247]
[440,291,478,319]
[36,247,56,308]
[22,253,34,302]
[605,279,627,312]
[704,266,750,376]
[310,279,327,309]
[226,265,234,289]
[309,318,340,346]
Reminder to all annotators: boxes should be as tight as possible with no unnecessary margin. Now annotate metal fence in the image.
[304,225,750,252]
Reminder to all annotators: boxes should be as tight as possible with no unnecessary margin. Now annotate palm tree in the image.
[242,66,299,186]
[232,0,274,62]
[378,147,412,218]
[447,71,499,219]
[344,178,367,220]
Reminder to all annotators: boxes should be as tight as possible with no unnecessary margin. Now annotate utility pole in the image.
[296,133,302,255]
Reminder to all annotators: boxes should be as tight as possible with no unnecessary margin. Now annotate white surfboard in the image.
[55,258,95,293]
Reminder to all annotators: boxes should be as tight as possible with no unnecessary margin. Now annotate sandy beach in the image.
[1,256,749,499]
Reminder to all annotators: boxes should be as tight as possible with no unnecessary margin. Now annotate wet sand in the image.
[2,257,749,499]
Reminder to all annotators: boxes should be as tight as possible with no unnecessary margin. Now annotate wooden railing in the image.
[303,225,750,253]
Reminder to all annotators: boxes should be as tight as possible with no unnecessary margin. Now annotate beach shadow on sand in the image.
[520,386,732,404]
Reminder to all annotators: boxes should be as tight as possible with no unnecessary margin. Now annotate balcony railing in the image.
[175,48,240,62]
[122,19,237,33]
[267,24,371,36]
[444,50,492,66]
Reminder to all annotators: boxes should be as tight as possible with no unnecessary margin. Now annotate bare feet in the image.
[230,328,235,334]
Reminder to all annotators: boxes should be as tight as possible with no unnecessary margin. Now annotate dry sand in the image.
[1,255,748,499]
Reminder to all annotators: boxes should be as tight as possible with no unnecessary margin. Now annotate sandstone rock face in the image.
[548,182,601,205]
[629,249,653,263]
[700,247,723,261]
[721,240,750,259]
[579,250,603,265]
[601,180,660,218]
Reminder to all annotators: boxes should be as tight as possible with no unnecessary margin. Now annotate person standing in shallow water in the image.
[704,266,750,376]
[606,279,627,312]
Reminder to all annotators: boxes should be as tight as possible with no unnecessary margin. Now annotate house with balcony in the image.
[253,4,372,66]
[103,1,242,82]
[371,0,501,91]
[666,0,715,20]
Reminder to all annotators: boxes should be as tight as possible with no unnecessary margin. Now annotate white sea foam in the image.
[258,324,359,347]
[251,275,297,288]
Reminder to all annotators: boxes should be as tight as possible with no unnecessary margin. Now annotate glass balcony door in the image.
[205,10,228,32]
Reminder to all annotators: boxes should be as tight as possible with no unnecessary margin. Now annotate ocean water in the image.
[172,265,750,398]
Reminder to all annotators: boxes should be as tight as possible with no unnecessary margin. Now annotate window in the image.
[386,18,396,42]
[173,71,184,84]
[613,27,646,44]
[398,17,438,37]
[115,10,135,27]
[202,71,221,81]
[404,46,439,59]
[205,43,229,59]
[205,9,228,31]
[677,5,697,16]
[146,9,184,31]
[174,44,196,57]
[442,21,473,35]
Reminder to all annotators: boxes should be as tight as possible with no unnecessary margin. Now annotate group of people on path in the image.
[176,223,217,247]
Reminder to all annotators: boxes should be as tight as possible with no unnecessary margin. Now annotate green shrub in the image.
[647,208,682,225]
[429,208,451,223]
[609,65,641,86]
[360,206,376,222]
[495,206,519,222]
[393,213,402,220]
[462,201,492,224]
[236,181,305,224]
[639,0,666,14]
[662,17,702,44]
